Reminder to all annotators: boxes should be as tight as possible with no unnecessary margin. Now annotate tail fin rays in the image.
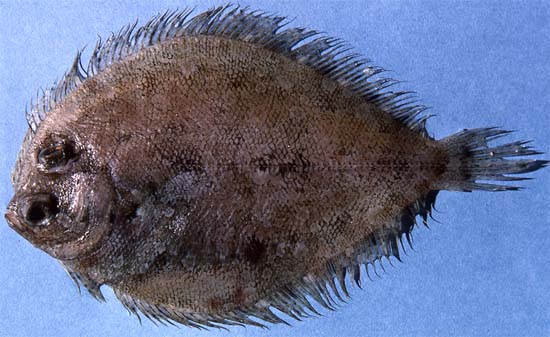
[436,128,548,192]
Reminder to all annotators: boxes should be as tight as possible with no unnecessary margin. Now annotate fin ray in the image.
[437,128,548,191]
[110,190,439,329]
[27,5,428,140]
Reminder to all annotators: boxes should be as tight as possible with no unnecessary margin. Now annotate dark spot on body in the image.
[233,287,246,305]
[108,210,116,224]
[243,237,266,264]
[207,297,225,311]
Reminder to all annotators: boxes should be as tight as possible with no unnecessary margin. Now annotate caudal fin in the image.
[436,128,548,192]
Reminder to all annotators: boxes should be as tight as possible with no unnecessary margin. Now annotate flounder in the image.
[4,5,548,329]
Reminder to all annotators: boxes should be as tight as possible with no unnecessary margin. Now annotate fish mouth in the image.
[4,198,38,244]
[5,197,24,232]
[4,195,48,243]
[5,193,57,230]
[4,194,107,261]
[4,202,20,229]
[4,193,75,250]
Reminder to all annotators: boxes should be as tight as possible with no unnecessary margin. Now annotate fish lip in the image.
[4,197,34,241]
[4,198,34,238]
[5,196,21,228]
[4,203,19,229]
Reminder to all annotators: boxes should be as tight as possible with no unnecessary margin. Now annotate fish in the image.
[4,4,548,330]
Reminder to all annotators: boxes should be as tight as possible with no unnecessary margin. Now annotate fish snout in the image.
[5,193,59,230]
[5,199,19,228]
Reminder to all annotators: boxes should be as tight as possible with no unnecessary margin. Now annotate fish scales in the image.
[4,5,547,329]
[76,34,440,312]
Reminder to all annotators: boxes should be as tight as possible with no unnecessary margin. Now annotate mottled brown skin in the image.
[7,36,448,315]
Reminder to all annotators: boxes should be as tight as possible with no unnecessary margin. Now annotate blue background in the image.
[0,1,548,336]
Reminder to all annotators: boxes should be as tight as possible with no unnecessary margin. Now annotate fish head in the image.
[5,120,115,262]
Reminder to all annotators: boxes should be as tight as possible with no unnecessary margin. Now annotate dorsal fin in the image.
[26,4,429,138]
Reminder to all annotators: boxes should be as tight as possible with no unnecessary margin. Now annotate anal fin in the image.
[109,191,440,329]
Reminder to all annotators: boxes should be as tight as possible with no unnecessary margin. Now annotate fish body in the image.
[4,6,547,328]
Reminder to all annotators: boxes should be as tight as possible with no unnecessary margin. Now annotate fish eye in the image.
[37,135,79,172]
[21,193,59,227]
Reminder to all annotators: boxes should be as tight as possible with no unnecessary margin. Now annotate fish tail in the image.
[436,128,548,191]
